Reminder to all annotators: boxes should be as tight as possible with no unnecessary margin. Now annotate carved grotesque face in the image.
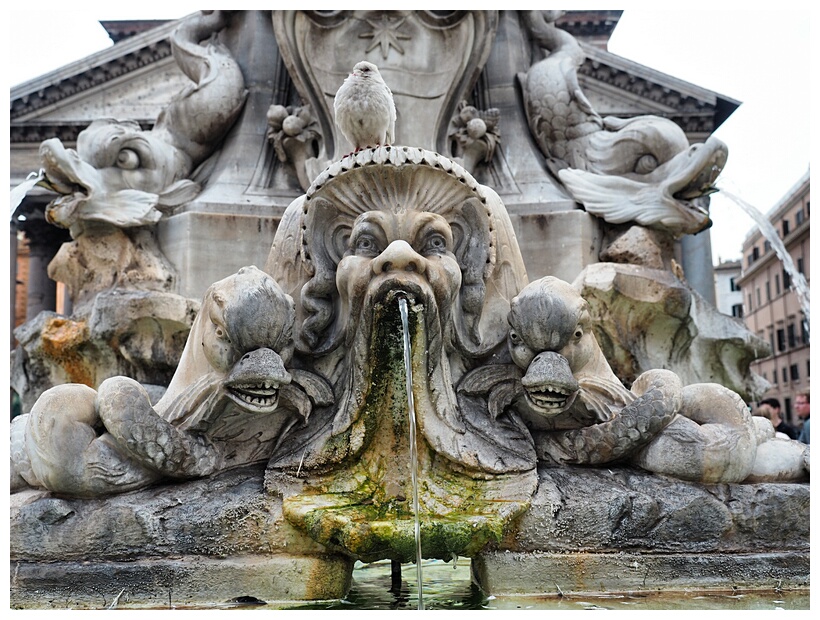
[335,210,463,330]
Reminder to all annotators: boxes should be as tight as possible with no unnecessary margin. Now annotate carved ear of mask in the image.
[452,187,528,358]
[450,199,490,350]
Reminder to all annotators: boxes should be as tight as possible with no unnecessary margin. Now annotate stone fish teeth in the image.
[527,387,570,408]
[227,383,281,409]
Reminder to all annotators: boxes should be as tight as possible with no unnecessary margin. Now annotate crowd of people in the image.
[753,392,810,444]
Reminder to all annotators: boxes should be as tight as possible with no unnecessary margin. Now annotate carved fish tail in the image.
[538,373,681,466]
[160,11,247,166]
[97,377,221,478]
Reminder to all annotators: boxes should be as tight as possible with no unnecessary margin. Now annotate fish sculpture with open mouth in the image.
[493,277,766,483]
[557,128,727,236]
[520,10,728,236]
[10,267,330,497]
[35,10,247,236]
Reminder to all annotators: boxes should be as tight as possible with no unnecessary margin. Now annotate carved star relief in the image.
[359,15,411,59]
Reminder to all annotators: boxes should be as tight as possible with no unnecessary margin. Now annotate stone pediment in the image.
[577,43,739,142]
[10,11,737,148]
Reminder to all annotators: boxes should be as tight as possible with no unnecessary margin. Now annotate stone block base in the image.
[10,554,354,610]
[507,209,602,284]
[158,209,282,300]
[472,550,810,596]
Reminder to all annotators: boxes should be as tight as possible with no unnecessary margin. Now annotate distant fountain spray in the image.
[399,296,424,610]
[720,189,810,335]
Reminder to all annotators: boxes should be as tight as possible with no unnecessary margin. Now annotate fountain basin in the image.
[10,463,808,608]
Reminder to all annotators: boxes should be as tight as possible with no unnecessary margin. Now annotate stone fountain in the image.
[9,11,808,609]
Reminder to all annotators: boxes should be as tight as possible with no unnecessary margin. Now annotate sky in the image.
[5,4,814,265]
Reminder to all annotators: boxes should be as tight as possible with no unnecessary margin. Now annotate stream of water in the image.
[720,188,810,334]
[398,296,424,610]
[9,170,45,218]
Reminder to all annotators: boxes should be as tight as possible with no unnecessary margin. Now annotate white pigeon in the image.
[334,61,396,153]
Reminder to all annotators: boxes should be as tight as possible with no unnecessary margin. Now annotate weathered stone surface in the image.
[473,550,809,595]
[11,556,354,609]
[575,262,770,401]
[11,289,199,412]
[506,467,809,554]
[10,464,808,605]
[9,464,324,562]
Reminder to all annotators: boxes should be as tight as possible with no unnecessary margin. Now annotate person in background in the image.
[759,397,798,440]
[794,391,810,445]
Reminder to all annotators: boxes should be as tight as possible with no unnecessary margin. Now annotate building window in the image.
[729,277,740,292]
[783,269,792,289]
[801,318,809,345]
[731,303,743,318]
[748,293,753,310]
[766,281,771,301]
[764,240,771,252]
[787,323,796,348]
[796,208,804,225]
[775,274,781,295]
[772,368,778,384]
[777,328,786,352]
[797,257,804,274]
[756,288,761,306]
[782,367,788,383]
[807,360,811,377]
[806,200,810,216]
[790,364,800,381]
[782,219,790,237]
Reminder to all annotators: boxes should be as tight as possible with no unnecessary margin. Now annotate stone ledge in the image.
[472,550,810,596]
[10,554,354,610]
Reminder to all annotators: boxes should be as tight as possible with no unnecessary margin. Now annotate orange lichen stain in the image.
[40,317,94,387]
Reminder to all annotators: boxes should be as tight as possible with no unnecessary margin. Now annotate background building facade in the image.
[737,172,810,423]
[713,259,743,318]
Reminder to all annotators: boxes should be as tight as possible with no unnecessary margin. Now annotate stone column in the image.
[10,223,17,350]
[679,230,716,305]
[16,212,70,320]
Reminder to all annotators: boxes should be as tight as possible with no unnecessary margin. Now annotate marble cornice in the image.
[9,11,737,140]
[10,41,173,120]
[10,120,154,145]
[557,10,623,39]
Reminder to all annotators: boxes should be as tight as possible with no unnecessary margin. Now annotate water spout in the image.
[10,170,46,219]
[398,295,424,610]
[720,188,810,335]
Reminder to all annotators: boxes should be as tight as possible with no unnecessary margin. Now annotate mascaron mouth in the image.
[223,347,292,414]
[524,385,578,415]
[370,278,428,308]
[225,381,283,414]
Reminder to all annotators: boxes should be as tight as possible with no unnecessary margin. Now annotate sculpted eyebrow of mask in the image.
[9,9,808,609]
